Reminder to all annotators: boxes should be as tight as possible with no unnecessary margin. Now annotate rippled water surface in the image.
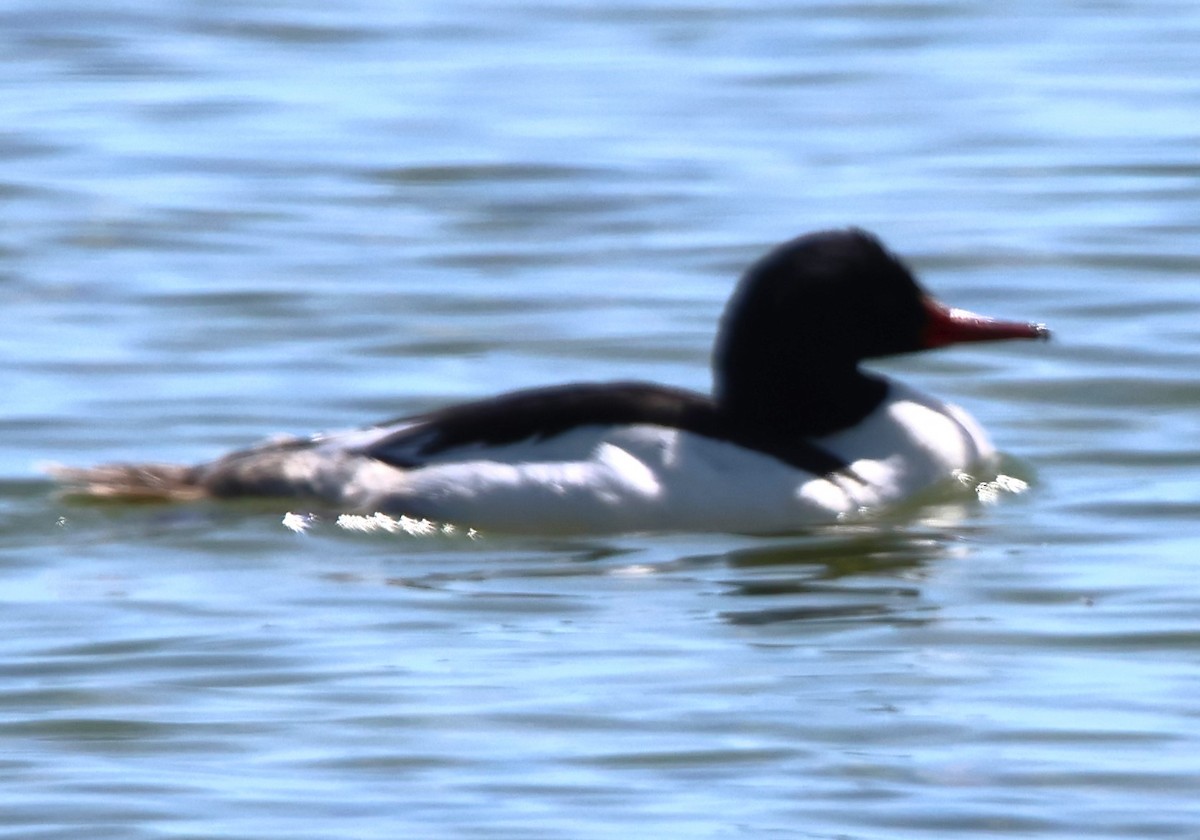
[4,1,1200,837]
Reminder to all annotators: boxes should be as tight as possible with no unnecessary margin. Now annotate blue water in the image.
[4,1,1200,837]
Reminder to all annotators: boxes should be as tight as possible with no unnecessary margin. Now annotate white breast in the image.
[816,380,995,503]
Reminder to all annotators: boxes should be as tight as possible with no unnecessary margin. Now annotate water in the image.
[4,0,1200,837]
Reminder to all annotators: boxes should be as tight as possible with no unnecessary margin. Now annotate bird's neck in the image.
[716,366,889,439]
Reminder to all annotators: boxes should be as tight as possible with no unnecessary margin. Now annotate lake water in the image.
[4,1,1200,837]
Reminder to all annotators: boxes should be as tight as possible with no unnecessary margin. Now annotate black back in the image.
[363,382,855,478]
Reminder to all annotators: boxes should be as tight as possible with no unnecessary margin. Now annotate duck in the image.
[52,228,1049,535]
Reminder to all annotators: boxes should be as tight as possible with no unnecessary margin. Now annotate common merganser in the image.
[53,228,1049,534]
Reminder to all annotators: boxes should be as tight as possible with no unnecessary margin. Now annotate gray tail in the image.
[44,462,208,502]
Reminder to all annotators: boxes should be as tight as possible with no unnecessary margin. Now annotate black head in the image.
[712,228,1048,435]
[715,229,927,372]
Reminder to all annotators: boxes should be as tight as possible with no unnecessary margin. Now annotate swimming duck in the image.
[53,228,1049,534]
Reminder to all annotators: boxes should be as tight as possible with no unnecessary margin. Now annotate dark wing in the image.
[362,382,711,466]
[360,381,857,480]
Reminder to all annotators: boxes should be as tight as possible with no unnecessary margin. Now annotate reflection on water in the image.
[708,527,944,627]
